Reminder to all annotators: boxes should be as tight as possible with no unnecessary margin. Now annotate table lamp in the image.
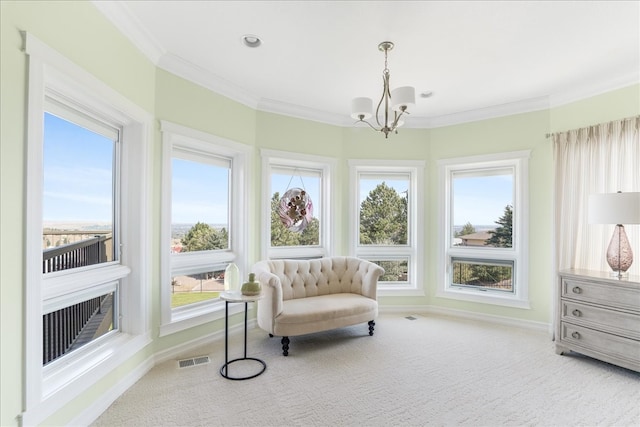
[588,191,640,278]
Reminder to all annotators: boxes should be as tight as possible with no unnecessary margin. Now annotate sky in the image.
[453,174,513,227]
[43,112,511,228]
[43,113,113,225]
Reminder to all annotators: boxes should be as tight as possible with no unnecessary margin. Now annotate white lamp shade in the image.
[351,97,372,120]
[588,192,640,224]
[391,86,415,111]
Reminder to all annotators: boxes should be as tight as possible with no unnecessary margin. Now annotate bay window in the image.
[349,160,425,295]
[438,151,530,308]
[261,149,335,259]
[24,33,151,425]
[160,121,251,335]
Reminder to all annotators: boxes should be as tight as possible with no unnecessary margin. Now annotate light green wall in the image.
[551,84,640,132]
[1,1,156,426]
[425,111,553,322]
[1,1,639,425]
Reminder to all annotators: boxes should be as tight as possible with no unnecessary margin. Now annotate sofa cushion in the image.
[277,293,377,325]
[272,293,378,337]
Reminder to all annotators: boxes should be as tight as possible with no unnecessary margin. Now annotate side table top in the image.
[220,291,263,303]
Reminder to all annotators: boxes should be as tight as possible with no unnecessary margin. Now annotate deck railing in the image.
[42,294,112,365]
[42,233,112,273]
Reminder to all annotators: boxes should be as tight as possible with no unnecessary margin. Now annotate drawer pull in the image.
[572,286,582,294]
[572,309,581,317]
[571,331,581,339]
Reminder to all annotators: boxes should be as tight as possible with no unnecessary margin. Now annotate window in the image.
[349,160,425,295]
[438,151,530,308]
[41,104,121,365]
[261,150,335,259]
[24,33,151,425]
[160,121,251,335]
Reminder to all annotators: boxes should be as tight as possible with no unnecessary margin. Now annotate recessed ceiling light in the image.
[242,34,262,48]
[420,91,433,98]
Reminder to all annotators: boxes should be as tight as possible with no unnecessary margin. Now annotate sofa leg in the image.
[368,320,375,336]
[281,336,290,356]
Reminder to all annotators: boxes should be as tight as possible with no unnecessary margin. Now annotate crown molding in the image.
[91,1,165,63]
[157,54,260,109]
[420,96,551,129]
[548,69,640,108]
[256,98,353,127]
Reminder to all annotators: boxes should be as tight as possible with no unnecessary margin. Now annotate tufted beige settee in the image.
[252,257,385,356]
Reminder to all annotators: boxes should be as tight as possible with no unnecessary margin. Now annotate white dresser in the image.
[556,269,640,372]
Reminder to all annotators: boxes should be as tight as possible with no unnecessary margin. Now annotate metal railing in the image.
[42,234,112,273]
[42,294,112,365]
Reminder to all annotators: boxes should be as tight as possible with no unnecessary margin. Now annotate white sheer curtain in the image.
[554,116,640,277]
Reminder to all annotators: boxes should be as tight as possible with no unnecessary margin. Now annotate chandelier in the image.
[351,41,415,138]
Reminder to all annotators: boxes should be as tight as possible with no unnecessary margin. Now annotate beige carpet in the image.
[92,314,640,426]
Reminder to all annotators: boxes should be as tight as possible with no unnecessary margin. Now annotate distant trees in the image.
[181,222,228,252]
[455,222,476,238]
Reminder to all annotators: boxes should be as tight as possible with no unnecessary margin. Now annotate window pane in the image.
[171,158,229,252]
[270,170,320,247]
[371,259,409,283]
[171,269,224,308]
[451,259,513,292]
[452,169,513,248]
[43,291,116,365]
[42,113,116,273]
[359,176,409,245]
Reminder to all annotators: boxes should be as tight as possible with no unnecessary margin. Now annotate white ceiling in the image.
[93,1,640,128]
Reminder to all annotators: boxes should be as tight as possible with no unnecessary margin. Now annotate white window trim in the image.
[159,121,251,337]
[23,33,152,426]
[261,149,336,260]
[437,150,530,309]
[349,159,425,296]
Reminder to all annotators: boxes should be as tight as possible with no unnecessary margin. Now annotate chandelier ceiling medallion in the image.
[351,41,416,139]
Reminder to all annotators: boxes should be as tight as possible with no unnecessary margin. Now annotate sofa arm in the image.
[358,260,385,300]
[252,262,284,333]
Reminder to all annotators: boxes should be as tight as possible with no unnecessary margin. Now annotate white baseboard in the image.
[379,304,551,334]
[69,354,155,427]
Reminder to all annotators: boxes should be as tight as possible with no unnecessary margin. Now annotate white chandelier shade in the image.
[350,97,373,120]
[391,86,416,111]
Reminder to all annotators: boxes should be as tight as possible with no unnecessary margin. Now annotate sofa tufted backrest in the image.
[261,257,382,301]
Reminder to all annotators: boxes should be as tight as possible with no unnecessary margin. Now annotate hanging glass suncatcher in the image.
[277,173,313,233]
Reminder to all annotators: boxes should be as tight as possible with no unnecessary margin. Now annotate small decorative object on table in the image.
[241,273,261,296]
[223,262,240,292]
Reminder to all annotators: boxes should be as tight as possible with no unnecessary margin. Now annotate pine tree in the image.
[485,205,513,248]
[359,182,407,245]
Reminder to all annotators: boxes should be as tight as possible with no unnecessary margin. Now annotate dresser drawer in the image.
[560,300,640,340]
[559,322,640,367]
[561,277,640,312]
